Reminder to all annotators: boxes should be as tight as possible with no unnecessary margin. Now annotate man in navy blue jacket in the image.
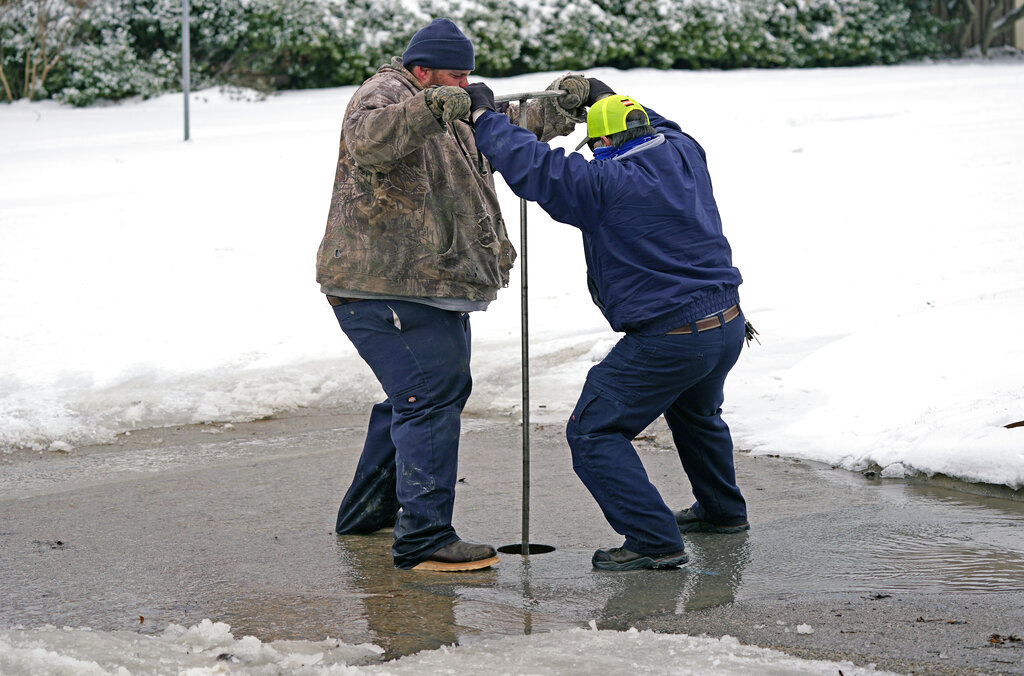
[466,79,750,571]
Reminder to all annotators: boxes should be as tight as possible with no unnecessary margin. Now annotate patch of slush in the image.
[0,620,383,675]
[0,620,902,675]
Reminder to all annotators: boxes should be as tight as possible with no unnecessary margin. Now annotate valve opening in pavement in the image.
[497,543,556,555]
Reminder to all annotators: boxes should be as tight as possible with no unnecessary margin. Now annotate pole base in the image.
[497,543,556,555]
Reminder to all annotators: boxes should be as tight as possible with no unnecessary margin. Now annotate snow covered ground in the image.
[1,54,1022,676]
[3,57,1022,487]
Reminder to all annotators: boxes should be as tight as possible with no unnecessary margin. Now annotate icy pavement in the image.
[2,413,1023,674]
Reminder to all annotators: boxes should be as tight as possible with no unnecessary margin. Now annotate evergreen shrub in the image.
[0,0,948,106]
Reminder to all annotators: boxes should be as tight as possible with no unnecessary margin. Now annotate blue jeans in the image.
[331,299,472,569]
[566,308,747,555]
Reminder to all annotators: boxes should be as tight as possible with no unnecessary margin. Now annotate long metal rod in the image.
[518,137,530,552]
[496,88,565,553]
[495,90,563,103]
[181,0,190,141]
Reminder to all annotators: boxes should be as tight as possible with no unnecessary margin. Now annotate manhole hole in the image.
[497,543,556,555]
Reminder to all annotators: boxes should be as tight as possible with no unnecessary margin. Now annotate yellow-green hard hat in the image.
[575,95,650,150]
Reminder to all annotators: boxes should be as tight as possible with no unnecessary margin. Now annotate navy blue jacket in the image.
[474,106,741,335]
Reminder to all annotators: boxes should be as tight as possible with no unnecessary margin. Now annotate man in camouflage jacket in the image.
[317,18,587,571]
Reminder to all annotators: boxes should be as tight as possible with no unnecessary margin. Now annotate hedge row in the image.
[0,0,947,106]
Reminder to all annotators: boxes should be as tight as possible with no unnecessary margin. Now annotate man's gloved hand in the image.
[465,82,496,114]
[424,85,471,123]
[550,73,588,112]
[585,78,615,106]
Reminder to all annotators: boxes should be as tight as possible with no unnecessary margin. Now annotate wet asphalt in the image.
[1,411,1023,674]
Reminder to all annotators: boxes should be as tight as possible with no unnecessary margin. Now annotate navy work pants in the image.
[566,308,747,555]
[331,299,471,569]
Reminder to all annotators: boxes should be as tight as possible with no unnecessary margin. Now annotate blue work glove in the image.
[465,82,496,114]
[585,78,615,106]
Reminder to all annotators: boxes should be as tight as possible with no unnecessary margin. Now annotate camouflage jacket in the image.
[316,58,582,302]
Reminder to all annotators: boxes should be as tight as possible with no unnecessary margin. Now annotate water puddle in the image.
[732,491,1024,596]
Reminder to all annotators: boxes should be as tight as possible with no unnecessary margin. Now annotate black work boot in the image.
[591,546,689,571]
[674,507,750,534]
[411,540,499,571]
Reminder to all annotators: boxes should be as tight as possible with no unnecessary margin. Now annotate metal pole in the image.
[518,114,530,553]
[493,90,563,103]
[490,89,564,554]
[181,0,190,141]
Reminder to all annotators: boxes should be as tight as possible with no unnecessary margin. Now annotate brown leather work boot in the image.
[411,540,499,572]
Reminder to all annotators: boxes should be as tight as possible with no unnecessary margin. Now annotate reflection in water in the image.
[681,534,752,611]
[335,533,497,659]
[519,557,538,636]
[597,534,751,628]
[329,490,1024,662]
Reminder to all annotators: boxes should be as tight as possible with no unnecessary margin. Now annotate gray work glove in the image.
[424,85,471,123]
[548,73,589,115]
[512,72,587,141]
[553,74,589,112]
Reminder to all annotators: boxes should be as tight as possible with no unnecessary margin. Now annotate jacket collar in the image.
[609,133,666,161]
[382,56,424,90]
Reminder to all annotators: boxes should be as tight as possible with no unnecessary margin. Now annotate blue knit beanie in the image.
[402,18,474,71]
